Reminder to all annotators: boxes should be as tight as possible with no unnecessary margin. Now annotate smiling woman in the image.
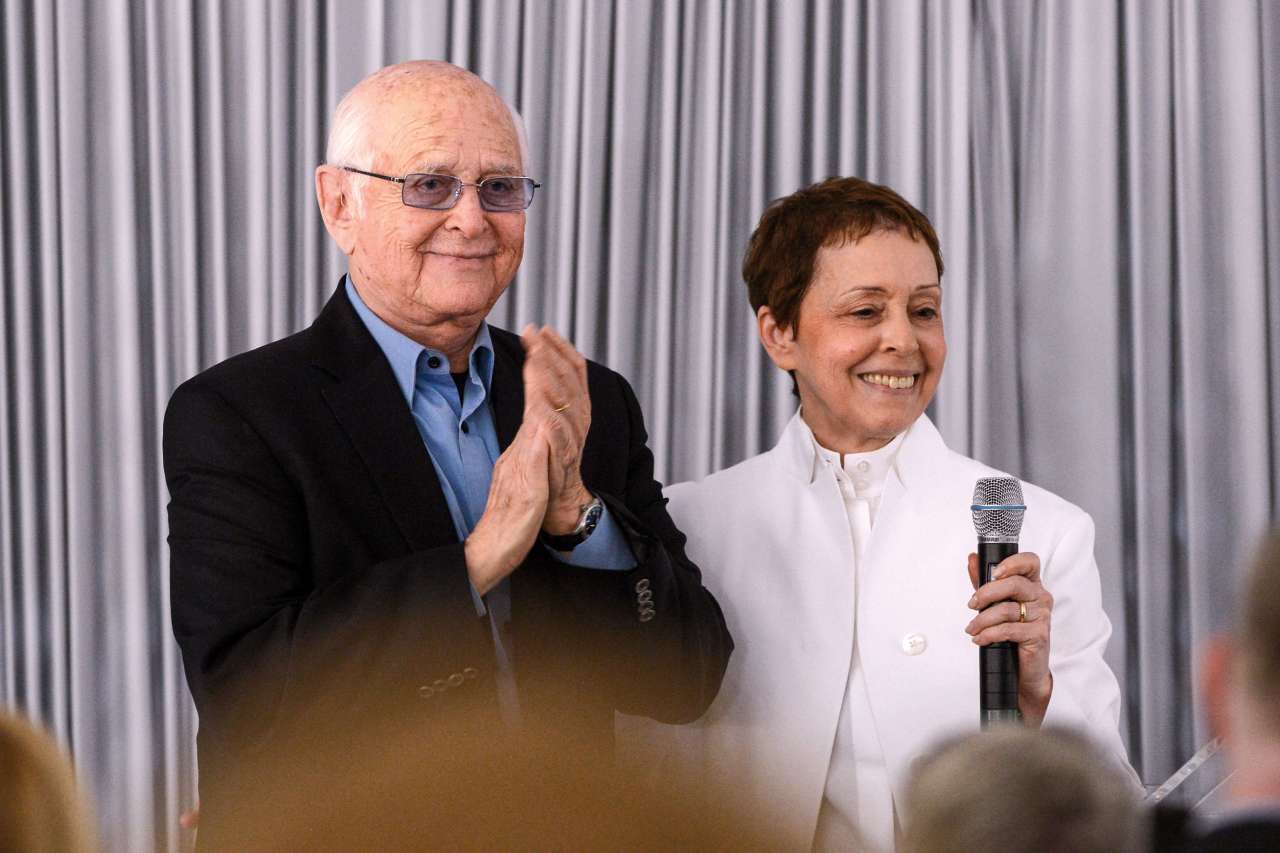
[634,176,1138,853]
[757,230,946,453]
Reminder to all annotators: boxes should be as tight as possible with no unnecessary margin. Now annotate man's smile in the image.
[422,248,498,259]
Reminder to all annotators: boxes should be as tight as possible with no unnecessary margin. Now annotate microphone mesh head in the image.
[971,477,1026,540]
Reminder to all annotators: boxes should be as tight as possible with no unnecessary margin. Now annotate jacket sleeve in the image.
[164,379,491,753]
[1040,510,1142,786]
[547,371,734,724]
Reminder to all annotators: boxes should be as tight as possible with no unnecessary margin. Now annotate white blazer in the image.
[630,412,1133,849]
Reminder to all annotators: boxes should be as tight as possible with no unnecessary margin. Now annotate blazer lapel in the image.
[308,283,458,553]
[486,329,542,629]
[488,329,525,450]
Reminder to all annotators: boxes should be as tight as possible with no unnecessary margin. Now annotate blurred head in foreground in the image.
[901,727,1144,853]
[1202,527,1280,806]
[0,710,97,853]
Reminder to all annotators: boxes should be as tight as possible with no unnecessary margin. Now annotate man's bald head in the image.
[326,60,530,205]
[313,60,531,353]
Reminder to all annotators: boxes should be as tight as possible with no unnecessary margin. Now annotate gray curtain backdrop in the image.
[2,0,1277,849]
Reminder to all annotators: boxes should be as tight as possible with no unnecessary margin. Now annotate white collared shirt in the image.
[806,421,906,853]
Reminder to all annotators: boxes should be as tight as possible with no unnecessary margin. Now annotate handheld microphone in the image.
[970,477,1027,727]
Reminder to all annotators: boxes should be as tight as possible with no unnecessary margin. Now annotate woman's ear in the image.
[757,306,798,371]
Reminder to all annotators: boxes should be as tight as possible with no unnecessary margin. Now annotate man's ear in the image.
[1201,635,1234,742]
[757,306,798,371]
[315,165,358,255]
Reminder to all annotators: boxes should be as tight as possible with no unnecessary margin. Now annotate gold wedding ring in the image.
[1019,601,1028,623]
[552,402,571,413]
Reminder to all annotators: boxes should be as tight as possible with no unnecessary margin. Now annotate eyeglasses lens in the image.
[402,174,535,211]
[402,174,459,209]
[478,177,533,211]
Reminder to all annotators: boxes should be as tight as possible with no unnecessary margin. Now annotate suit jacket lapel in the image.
[307,283,458,553]
[488,329,525,450]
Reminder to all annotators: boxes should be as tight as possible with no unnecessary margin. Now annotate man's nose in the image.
[442,185,490,237]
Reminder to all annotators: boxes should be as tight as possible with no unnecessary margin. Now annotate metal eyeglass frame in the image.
[340,166,541,211]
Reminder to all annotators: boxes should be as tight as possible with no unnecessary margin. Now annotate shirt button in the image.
[427,355,442,369]
[856,460,871,473]
[461,423,470,434]
[902,633,927,656]
[854,479,870,491]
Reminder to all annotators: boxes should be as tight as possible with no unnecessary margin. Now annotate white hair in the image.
[325,86,378,216]
[508,105,532,177]
[325,67,533,218]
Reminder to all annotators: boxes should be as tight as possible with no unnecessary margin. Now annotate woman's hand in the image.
[965,552,1054,726]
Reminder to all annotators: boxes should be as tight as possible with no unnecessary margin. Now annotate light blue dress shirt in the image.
[344,277,635,722]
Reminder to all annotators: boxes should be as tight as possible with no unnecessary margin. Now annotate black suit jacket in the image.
[164,283,732,849]
[1173,815,1280,853]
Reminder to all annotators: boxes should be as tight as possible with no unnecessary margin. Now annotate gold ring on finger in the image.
[553,402,571,413]
[1019,601,1028,623]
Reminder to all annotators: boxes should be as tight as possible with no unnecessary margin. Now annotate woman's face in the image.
[759,229,946,453]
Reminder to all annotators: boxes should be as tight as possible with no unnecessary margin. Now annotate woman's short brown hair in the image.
[742,176,944,329]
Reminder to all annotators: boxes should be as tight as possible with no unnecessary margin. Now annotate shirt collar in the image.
[344,275,494,407]
[804,412,905,497]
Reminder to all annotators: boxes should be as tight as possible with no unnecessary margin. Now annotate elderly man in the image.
[1186,529,1280,851]
[164,61,731,849]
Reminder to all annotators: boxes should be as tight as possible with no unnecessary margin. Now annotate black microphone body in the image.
[971,477,1027,727]
[978,539,1021,725]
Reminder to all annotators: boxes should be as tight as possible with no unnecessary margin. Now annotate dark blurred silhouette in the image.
[1174,528,1280,852]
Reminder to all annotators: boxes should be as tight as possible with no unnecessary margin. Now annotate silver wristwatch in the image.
[540,495,605,551]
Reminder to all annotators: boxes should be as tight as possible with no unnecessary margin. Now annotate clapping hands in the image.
[463,326,593,594]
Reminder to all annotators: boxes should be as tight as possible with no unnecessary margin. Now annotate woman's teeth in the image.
[860,373,916,389]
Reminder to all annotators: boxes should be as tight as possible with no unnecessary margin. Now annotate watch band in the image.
[541,495,604,551]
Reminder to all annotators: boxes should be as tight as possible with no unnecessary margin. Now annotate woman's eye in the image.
[851,307,879,319]
[914,307,939,319]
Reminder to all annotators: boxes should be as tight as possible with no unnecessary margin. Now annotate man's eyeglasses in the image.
[341,167,540,212]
